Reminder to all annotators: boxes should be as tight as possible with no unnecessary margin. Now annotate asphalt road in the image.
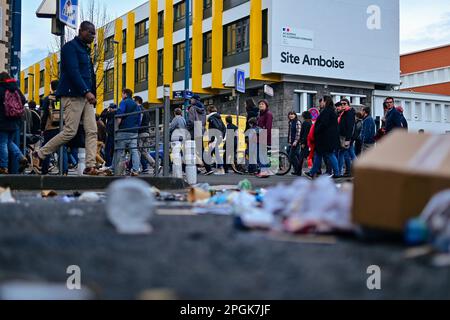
[0,190,448,300]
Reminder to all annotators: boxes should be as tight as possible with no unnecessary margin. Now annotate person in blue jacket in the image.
[384,97,403,134]
[360,106,376,153]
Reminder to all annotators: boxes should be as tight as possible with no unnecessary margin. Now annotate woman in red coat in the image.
[256,99,273,178]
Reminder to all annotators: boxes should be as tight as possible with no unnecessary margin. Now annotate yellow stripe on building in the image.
[44,57,51,96]
[20,71,25,93]
[211,0,224,89]
[163,0,174,98]
[192,0,205,93]
[28,68,33,101]
[126,12,136,93]
[250,0,280,82]
[34,63,40,102]
[114,19,124,104]
[51,53,58,80]
[96,27,105,114]
[148,0,160,103]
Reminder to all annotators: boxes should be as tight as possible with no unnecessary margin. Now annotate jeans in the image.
[0,131,24,173]
[310,152,339,176]
[338,143,357,175]
[42,129,69,175]
[114,132,140,174]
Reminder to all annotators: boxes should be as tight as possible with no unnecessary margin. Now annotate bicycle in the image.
[231,148,291,176]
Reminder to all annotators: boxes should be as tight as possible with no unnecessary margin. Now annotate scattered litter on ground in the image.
[41,190,58,198]
[0,281,94,300]
[267,233,337,245]
[68,208,85,217]
[403,245,434,259]
[106,179,155,235]
[137,288,177,300]
[0,187,15,203]
[188,188,211,203]
[78,192,101,203]
[238,179,252,191]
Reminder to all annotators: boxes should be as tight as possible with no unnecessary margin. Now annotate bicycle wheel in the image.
[275,151,291,176]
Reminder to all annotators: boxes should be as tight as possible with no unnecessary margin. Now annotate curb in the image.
[0,175,189,191]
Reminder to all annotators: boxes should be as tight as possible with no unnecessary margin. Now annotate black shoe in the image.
[304,171,315,180]
[331,174,343,179]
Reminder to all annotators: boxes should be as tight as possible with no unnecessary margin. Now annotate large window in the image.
[157,49,164,86]
[135,56,148,83]
[104,36,115,57]
[174,1,186,22]
[203,32,212,63]
[174,42,186,72]
[39,70,45,88]
[135,19,149,40]
[105,69,114,93]
[24,78,28,94]
[122,64,127,88]
[122,29,127,53]
[224,17,250,56]
[204,0,212,9]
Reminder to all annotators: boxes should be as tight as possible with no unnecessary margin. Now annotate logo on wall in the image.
[281,26,314,49]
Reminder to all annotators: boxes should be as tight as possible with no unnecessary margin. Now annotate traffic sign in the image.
[264,85,274,97]
[173,90,194,100]
[309,108,320,121]
[235,69,245,94]
[59,0,78,29]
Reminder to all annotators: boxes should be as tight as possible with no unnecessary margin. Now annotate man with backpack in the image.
[205,105,226,175]
[0,72,28,174]
[40,80,68,175]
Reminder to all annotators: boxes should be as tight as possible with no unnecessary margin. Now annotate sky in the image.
[21,0,450,69]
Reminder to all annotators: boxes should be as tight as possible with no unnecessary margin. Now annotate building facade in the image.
[400,44,450,96]
[21,0,400,140]
[0,0,11,73]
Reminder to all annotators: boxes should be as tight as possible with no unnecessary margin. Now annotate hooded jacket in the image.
[187,101,206,139]
[207,112,226,143]
[314,106,340,154]
[338,106,356,142]
[0,78,26,132]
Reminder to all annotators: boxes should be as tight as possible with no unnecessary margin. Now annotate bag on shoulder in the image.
[48,95,62,126]
[4,90,25,118]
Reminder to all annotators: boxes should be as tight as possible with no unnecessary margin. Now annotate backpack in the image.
[4,89,25,118]
[48,95,62,126]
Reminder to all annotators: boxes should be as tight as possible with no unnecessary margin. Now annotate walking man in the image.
[33,21,99,175]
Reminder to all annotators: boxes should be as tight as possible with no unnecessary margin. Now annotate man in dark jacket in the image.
[33,21,100,175]
[337,99,356,176]
[223,115,238,174]
[0,72,28,174]
[135,98,156,174]
[187,94,206,140]
[305,96,340,179]
[205,105,226,175]
[384,97,402,134]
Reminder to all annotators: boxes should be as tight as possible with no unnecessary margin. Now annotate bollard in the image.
[77,148,86,176]
[185,140,197,185]
[171,142,183,178]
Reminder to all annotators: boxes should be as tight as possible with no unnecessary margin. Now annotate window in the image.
[158,11,164,38]
[224,17,250,56]
[122,29,127,52]
[104,36,115,56]
[174,42,186,72]
[203,32,212,63]
[136,19,149,40]
[262,9,268,57]
[157,50,164,77]
[122,64,127,88]
[135,56,148,83]
[105,69,114,93]
[174,1,186,22]
[204,0,212,9]
[24,78,28,93]
[39,70,45,88]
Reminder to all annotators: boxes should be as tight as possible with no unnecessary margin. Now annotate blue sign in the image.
[236,69,246,94]
[184,90,193,100]
[173,90,194,100]
[59,0,78,29]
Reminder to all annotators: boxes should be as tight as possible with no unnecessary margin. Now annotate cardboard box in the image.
[352,131,450,232]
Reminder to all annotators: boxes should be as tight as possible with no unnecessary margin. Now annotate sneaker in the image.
[304,171,315,180]
[142,169,151,175]
[32,152,43,174]
[331,174,343,179]
[214,168,225,175]
[19,157,29,174]
[130,171,139,177]
[204,170,214,176]
[83,167,102,176]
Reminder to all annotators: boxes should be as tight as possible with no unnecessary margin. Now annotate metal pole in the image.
[236,93,240,152]
[59,24,65,175]
[163,85,171,177]
[183,0,191,118]
[10,0,22,83]
[154,108,160,177]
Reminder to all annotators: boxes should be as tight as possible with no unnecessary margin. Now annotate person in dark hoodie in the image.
[205,105,226,175]
[223,115,238,174]
[245,98,259,132]
[256,99,273,178]
[287,111,302,175]
[187,94,206,140]
[298,110,312,176]
[305,96,340,179]
[337,98,356,176]
[0,72,28,174]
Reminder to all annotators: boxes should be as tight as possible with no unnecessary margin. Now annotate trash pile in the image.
[189,177,355,235]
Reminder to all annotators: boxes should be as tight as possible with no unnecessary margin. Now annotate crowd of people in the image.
[0,20,410,178]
